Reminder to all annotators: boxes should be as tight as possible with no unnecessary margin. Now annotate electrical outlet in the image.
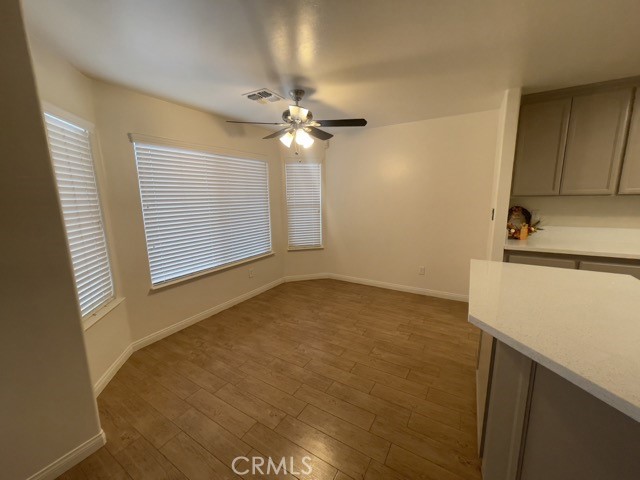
[249,268,255,278]
[418,266,425,275]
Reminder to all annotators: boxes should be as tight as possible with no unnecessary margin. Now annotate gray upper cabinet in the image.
[560,88,632,195]
[512,98,571,196]
[619,93,640,194]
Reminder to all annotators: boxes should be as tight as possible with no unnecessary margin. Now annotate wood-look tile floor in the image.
[59,279,481,480]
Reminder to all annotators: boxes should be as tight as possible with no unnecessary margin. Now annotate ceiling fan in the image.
[227,89,367,149]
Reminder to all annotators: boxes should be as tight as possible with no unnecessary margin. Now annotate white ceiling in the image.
[22,0,640,128]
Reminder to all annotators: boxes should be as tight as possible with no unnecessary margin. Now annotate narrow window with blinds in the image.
[44,112,115,318]
[285,162,323,249]
[133,142,272,286]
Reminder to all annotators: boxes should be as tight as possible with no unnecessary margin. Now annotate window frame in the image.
[42,103,118,327]
[129,134,275,290]
[284,159,325,251]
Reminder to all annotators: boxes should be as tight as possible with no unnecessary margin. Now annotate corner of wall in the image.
[486,88,521,261]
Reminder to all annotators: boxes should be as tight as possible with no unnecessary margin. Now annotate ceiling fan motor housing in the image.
[290,89,305,104]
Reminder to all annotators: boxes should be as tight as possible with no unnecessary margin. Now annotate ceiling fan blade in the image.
[227,120,285,125]
[306,127,333,141]
[263,128,291,139]
[315,118,367,127]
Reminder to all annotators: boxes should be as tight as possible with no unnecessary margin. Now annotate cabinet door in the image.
[579,260,640,279]
[508,254,577,269]
[560,88,632,195]
[512,98,571,196]
[520,366,640,480]
[476,331,495,454]
[619,92,640,194]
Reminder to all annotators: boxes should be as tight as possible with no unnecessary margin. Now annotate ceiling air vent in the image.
[243,88,284,104]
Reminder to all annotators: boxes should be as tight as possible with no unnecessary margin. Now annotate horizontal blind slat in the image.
[286,163,322,248]
[45,112,114,317]
[134,142,272,286]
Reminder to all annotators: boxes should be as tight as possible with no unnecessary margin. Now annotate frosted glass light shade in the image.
[295,129,314,148]
[279,131,295,147]
[289,105,309,121]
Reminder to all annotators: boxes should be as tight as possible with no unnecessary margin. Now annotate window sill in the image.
[149,251,275,292]
[288,246,324,252]
[83,297,125,331]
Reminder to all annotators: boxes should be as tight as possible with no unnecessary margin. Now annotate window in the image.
[285,162,323,249]
[133,141,272,286]
[44,112,115,318]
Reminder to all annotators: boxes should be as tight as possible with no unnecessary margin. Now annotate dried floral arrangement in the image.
[507,206,541,240]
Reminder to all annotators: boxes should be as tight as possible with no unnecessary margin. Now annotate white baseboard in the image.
[130,278,284,352]
[328,273,469,302]
[93,344,133,396]
[27,430,106,480]
[283,273,331,282]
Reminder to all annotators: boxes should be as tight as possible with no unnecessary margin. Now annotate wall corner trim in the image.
[27,430,106,480]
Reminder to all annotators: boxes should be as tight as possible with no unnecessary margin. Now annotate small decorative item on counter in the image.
[507,206,541,239]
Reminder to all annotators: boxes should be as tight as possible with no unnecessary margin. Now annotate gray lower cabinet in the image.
[481,341,640,480]
[507,254,577,269]
[481,342,532,480]
[579,260,640,279]
[475,331,495,453]
[507,252,640,278]
[619,93,640,194]
[519,365,640,480]
[512,99,571,196]
[560,88,633,195]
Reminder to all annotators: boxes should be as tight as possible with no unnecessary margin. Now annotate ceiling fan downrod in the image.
[289,89,305,106]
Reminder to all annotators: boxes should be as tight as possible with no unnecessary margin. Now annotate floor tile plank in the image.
[275,416,371,480]
[294,385,375,430]
[298,404,390,462]
[186,389,256,437]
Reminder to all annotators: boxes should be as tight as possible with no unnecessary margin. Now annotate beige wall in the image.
[28,35,96,122]
[0,2,101,478]
[323,110,500,299]
[511,195,640,228]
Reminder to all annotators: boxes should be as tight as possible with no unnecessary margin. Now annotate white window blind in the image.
[133,142,272,286]
[285,163,323,249]
[44,113,115,318]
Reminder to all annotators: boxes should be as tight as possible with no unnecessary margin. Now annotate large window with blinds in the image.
[285,162,323,249]
[133,141,272,286]
[44,112,115,318]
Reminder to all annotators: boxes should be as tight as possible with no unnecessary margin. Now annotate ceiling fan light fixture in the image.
[295,129,314,148]
[289,105,309,122]
[279,130,295,147]
[227,89,366,145]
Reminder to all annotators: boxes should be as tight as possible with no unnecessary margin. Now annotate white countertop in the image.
[468,260,640,422]
[504,226,640,259]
